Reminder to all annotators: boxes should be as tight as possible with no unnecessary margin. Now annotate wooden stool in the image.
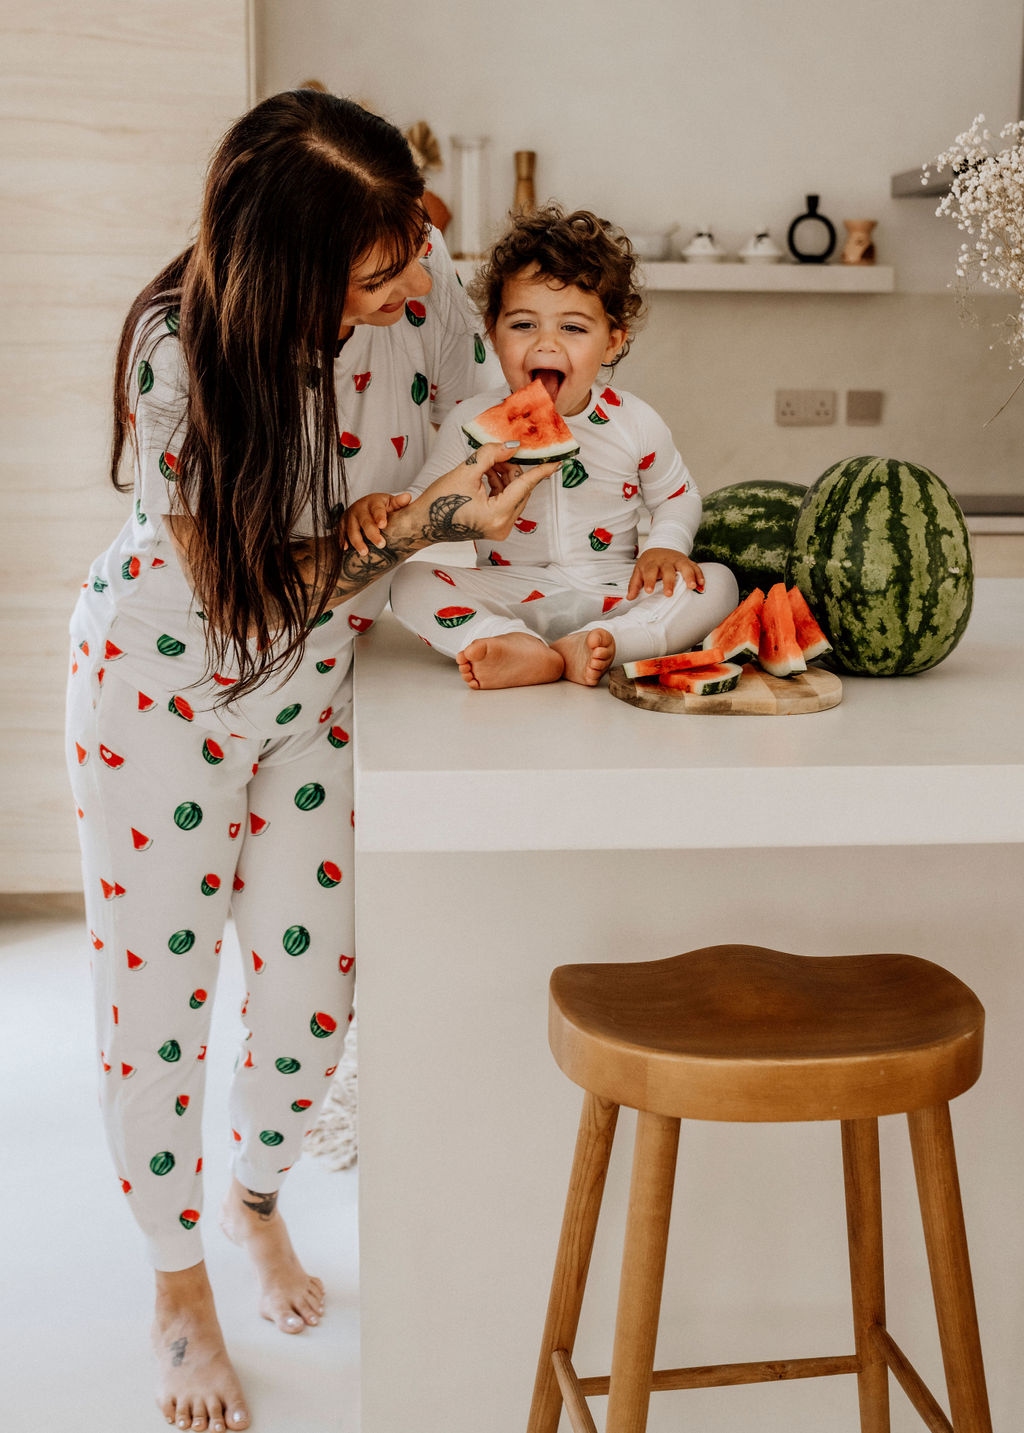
[526,944,991,1433]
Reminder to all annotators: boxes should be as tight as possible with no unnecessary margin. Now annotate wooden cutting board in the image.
[608,662,842,715]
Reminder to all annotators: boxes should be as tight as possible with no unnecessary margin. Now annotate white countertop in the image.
[353,579,1024,853]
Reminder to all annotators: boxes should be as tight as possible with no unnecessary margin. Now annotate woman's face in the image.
[339,238,432,337]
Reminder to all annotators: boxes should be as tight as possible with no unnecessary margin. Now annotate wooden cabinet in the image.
[1,4,251,891]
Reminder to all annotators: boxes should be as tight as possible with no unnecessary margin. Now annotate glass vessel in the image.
[450,136,490,259]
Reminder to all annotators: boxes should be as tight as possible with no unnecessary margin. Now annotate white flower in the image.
[931,115,1024,365]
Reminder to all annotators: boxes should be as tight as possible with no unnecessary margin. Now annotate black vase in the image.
[787,195,837,264]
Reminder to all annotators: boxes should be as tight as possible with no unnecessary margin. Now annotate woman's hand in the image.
[483,460,519,497]
[287,444,557,614]
[408,442,559,544]
[342,490,412,555]
[627,548,705,600]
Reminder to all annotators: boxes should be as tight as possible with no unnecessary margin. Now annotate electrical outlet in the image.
[775,389,837,426]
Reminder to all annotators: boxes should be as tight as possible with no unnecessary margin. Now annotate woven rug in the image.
[302,1016,358,1170]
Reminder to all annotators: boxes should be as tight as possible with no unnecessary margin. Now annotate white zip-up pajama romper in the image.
[389,382,738,664]
[65,234,486,1271]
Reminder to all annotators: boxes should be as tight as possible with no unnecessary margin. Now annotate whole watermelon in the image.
[785,456,973,676]
[691,480,807,599]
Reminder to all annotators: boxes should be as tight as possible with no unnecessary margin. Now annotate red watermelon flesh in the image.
[460,379,580,465]
[787,585,832,661]
[758,583,806,677]
[623,647,724,679]
[658,662,743,695]
[703,588,764,663]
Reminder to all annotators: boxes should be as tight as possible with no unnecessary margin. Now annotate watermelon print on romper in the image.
[388,376,741,668]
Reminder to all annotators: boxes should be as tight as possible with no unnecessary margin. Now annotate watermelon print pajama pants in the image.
[66,650,355,1272]
[390,558,739,666]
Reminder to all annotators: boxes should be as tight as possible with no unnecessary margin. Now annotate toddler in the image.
[381,205,738,687]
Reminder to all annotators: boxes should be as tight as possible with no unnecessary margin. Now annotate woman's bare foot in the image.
[551,628,616,686]
[220,1178,325,1334]
[153,1261,250,1432]
[456,633,565,689]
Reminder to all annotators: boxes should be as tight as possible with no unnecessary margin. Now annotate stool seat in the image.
[549,944,984,1122]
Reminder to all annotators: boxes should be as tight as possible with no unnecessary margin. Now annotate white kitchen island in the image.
[352,579,1023,1433]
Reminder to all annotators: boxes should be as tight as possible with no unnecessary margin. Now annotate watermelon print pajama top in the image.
[65,232,486,1271]
[389,384,739,664]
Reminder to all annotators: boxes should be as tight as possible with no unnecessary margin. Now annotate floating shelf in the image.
[454,260,894,294]
[637,261,895,293]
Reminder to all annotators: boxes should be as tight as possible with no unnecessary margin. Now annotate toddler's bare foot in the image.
[220,1178,325,1334]
[153,1261,249,1432]
[456,634,565,689]
[551,628,616,686]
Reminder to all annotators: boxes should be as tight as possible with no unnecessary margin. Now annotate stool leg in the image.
[606,1110,681,1433]
[841,1118,891,1433]
[907,1103,992,1433]
[527,1092,620,1433]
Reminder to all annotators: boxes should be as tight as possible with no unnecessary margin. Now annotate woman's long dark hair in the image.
[111,90,426,698]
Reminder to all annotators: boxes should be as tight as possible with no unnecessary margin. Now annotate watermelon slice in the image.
[703,588,765,664]
[758,583,807,677]
[623,647,724,679]
[658,662,743,695]
[461,379,580,465]
[787,585,832,662]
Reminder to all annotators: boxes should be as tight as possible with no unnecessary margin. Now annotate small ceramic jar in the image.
[738,227,784,264]
[680,227,727,262]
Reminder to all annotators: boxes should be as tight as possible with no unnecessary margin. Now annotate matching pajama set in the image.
[389,382,738,664]
[65,234,485,1271]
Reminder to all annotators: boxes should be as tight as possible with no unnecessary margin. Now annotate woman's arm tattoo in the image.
[299,493,487,605]
[423,493,480,542]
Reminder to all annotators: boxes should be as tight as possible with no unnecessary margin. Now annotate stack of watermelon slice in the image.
[622,583,831,695]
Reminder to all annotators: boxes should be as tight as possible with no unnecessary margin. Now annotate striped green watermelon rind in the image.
[461,379,581,465]
[658,661,743,695]
[623,647,725,679]
[784,457,974,676]
[462,428,579,465]
[691,480,807,600]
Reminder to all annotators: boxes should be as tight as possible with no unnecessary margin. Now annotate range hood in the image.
[890,166,952,198]
[891,30,1024,197]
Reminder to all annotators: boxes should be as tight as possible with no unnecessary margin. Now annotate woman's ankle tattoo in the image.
[242,1188,278,1219]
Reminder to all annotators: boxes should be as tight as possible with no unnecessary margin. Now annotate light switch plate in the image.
[847,389,884,424]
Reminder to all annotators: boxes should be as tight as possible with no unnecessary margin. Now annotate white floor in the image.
[0,899,360,1433]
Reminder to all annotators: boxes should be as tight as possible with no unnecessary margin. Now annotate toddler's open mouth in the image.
[530,368,564,401]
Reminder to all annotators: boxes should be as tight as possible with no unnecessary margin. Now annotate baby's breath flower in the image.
[930,115,1024,365]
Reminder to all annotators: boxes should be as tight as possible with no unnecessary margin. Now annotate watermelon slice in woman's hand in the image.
[461,378,580,466]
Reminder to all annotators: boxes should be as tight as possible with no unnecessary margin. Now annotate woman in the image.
[66,90,555,1432]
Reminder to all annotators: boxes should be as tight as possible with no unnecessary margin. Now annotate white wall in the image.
[0,2,251,891]
[256,0,1024,502]
[256,0,1019,293]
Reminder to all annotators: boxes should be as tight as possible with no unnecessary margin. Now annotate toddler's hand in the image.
[343,490,413,556]
[627,548,705,600]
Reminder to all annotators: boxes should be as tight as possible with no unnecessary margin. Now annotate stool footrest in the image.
[556,1333,956,1432]
[551,1350,599,1433]
[870,1326,954,1433]
[575,1351,860,1396]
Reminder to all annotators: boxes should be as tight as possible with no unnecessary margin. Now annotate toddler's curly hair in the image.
[467,204,645,365]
